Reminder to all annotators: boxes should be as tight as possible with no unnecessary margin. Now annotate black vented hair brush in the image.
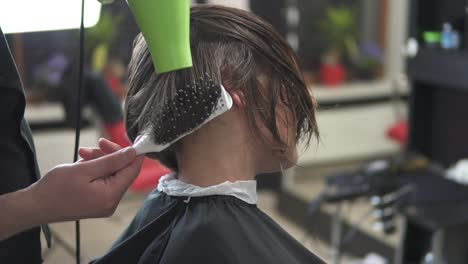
[133,74,233,155]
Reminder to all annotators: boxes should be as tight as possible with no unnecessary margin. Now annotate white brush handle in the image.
[133,133,168,155]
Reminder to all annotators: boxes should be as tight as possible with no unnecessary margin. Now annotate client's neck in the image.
[176,122,256,187]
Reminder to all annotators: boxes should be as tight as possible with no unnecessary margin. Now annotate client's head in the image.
[125,5,318,175]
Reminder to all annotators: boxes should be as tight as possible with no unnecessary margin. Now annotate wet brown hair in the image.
[125,5,318,171]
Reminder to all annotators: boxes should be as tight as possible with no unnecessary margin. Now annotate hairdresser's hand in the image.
[78,138,127,162]
[29,139,143,223]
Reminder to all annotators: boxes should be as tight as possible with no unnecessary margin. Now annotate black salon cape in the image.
[92,190,325,264]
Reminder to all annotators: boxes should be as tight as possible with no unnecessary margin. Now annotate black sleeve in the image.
[0,27,25,124]
[0,27,44,264]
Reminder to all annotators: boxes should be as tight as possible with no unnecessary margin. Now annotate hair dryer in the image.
[98,0,193,73]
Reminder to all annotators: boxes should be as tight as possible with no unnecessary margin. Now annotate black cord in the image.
[75,0,85,263]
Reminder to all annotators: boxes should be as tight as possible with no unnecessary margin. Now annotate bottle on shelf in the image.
[441,22,460,50]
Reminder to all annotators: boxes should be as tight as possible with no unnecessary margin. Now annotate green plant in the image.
[86,11,124,52]
[320,6,359,60]
[85,11,124,72]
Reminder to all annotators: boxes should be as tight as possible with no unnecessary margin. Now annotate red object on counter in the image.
[319,63,347,87]
[387,120,408,146]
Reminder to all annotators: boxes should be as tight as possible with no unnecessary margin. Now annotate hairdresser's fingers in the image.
[79,147,136,180]
[98,138,123,154]
[106,155,144,197]
[90,155,143,216]
[79,147,106,161]
[78,138,123,161]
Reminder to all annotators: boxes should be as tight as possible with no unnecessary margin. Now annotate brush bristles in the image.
[149,74,222,145]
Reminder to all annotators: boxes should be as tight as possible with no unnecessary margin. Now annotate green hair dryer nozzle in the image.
[127,0,193,73]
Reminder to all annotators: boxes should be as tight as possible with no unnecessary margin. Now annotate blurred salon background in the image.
[3,0,468,263]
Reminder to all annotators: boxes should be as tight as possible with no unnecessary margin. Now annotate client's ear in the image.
[230,91,246,108]
[221,66,246,108]
[221,79,245,108]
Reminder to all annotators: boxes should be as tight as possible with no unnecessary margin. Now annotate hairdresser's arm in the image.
[0,142,143,241]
